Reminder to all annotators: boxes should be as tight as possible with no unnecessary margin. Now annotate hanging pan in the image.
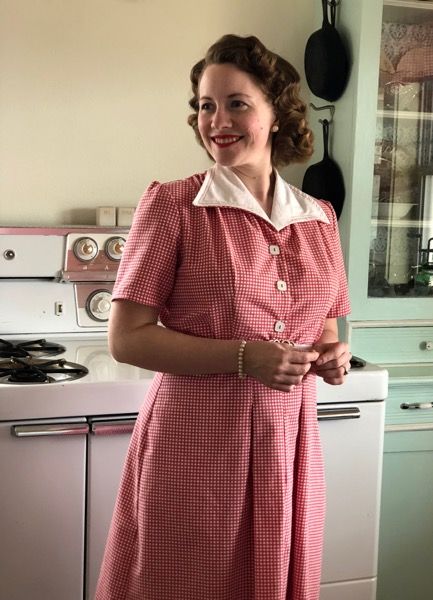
[301,118,345,219]
[304,0,349,102]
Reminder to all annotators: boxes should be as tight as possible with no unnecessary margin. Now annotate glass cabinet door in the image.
[369,0,433,299]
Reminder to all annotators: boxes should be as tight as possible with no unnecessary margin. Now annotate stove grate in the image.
[0,357,88,384]
[0,339,66,359]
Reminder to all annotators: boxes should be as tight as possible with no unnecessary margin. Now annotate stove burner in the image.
[0,339,66,359]
[0,357,89,385]
[9,367,53,384]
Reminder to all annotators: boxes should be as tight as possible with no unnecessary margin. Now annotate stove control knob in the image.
[86,290,112,321]
[74,237,98,262]
[3,249,16,260]
[105,236,126,261]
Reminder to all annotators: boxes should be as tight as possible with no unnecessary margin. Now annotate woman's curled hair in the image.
[187,34,314,167]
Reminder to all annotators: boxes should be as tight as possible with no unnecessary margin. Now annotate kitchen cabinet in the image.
[86,416,136,599]
[369,1,433,304]
[320,1,433,599]
[376,365,433,600]
[0,416,135,600]
[0,419,87,600]
[378,432,433,600]
[333,0,433,324]
[319,400,385,598]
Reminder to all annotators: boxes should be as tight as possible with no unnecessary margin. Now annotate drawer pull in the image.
[12,423,89,437]
[317,407,361,421]
[91,419,136,435]
[400,402,433,410]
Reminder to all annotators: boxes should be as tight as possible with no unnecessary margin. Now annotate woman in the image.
[96,34,351,600]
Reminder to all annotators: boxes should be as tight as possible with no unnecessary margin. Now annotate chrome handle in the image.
[12,423,89,437]
[386,423,433,433]
[317,407,361,421]
[400,402,433,410]
[91,419,136,436]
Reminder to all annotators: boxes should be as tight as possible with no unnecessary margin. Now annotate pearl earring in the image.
[271,124,279,133]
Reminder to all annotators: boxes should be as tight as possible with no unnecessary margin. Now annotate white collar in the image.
[192,164,330,231]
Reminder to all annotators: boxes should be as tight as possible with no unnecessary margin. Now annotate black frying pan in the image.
[301,119,345,219]
[304,0,349,102]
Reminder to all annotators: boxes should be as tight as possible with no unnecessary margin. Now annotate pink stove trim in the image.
[0,226,129,235]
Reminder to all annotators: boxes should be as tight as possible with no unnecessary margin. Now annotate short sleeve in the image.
[323,204,351,319]
[113,181,181,308]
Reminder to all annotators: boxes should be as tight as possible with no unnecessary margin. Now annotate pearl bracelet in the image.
[238,340,247,379]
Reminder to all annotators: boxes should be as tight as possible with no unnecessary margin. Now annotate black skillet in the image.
[304,0,349,102]
[301,118,345,219]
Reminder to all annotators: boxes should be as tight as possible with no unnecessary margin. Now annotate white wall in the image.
[0,0,314,225]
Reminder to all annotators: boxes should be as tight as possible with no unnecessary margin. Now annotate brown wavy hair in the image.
[187,34,314,167]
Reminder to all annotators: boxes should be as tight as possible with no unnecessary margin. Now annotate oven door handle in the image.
[90,417,137,436]
[317,407,361,421]
[12,422,90,437]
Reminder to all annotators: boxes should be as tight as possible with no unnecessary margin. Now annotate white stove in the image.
[0,226,154,412]
[0,226,388,600]
[0,227,156,600]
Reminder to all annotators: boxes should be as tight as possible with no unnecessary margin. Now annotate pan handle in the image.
[322,119,330,160]
[330,0,341,27]
[321,0,330,26]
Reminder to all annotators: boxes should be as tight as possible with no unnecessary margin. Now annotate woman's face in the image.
[197,63,276,174]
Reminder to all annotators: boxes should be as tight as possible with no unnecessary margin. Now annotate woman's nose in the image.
[211,107,232,129]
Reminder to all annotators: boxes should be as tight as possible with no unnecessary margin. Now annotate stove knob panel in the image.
[105,236,126,261]
[74,237,99,262]
[86,290,112,321]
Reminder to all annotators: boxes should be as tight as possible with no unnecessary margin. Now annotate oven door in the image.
[319,401,385,599]
[0,417,88,600]
[86,414,137,600]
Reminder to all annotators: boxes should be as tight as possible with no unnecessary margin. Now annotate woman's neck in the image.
[231,165,276,217]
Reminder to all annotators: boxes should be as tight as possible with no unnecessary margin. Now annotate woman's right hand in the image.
[243,341,320,392]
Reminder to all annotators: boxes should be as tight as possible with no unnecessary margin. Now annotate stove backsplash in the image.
[0,227,128,335]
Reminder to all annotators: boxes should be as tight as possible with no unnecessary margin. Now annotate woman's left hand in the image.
[311,341,352,385]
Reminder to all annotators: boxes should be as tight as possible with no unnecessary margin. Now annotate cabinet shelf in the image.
[385,0,433,6]
[371,218,420,227]
[384,1,433,24]
[377,109,433,121]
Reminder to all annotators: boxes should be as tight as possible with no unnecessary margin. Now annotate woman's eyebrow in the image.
[199,93,253,100]
[227,93,252,99]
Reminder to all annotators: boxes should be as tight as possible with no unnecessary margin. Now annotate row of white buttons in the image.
[271,247,287,291]
[270,245,286,332]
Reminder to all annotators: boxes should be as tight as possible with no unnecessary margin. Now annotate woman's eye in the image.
[199,102,213,112]
[230,100,248,109]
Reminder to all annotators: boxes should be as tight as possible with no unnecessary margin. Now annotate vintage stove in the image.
[0,227,155,412]
[0,226,155,600]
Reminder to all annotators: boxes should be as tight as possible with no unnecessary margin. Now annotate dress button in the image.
[269,244,280,256]
[276,280,287,292]
[274,320,285,333]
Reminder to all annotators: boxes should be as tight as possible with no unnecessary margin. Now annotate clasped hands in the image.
[243,340,352,393]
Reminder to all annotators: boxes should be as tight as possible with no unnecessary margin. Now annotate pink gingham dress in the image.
[96,165,350,600]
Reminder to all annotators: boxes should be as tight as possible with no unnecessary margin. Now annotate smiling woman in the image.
[196,64,276,175]
[188,34,314,169]
[95,33,351,600]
